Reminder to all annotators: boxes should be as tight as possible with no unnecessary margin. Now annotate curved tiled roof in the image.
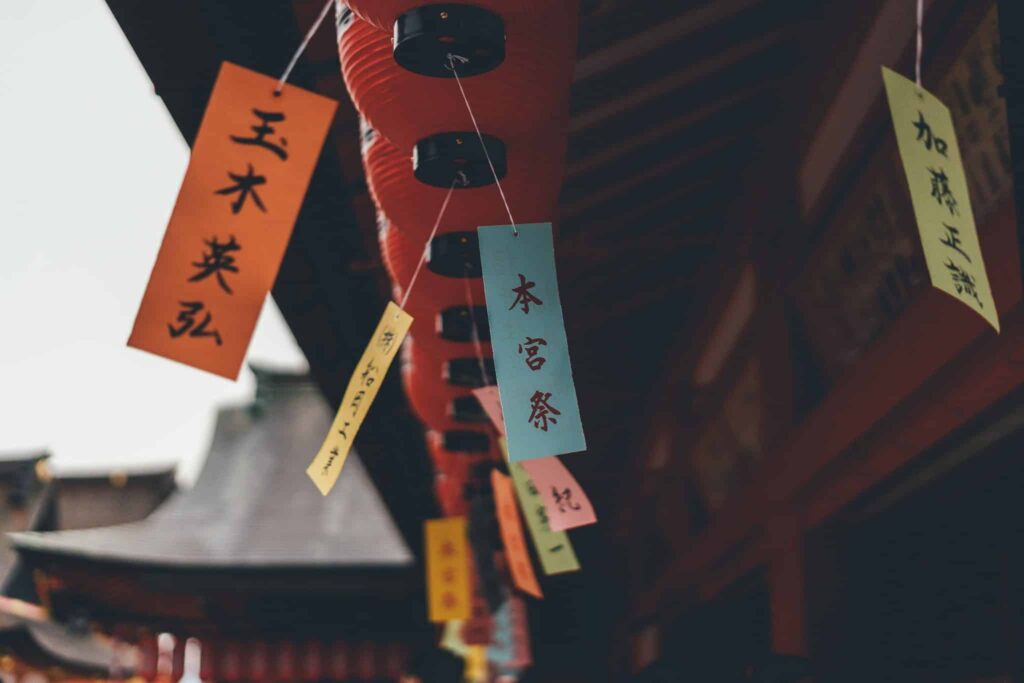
[11,369,412,570]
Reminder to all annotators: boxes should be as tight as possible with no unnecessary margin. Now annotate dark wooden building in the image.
[0,452,175,680]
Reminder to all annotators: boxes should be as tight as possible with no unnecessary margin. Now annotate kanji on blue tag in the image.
[477,223,586,462]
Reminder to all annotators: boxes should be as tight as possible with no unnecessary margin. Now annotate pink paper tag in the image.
[472,386,505,435]
[520,457,597,531]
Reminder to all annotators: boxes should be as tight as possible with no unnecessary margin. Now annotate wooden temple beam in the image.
[558,230,718,270]
[559,140,740,219]
[565,86,773,180]
[561,164,735,232]
[568,29,794,135]
[630,200,1022,622]
[573,0,770,81]
[559,188,723,240]
[797,0,939,221]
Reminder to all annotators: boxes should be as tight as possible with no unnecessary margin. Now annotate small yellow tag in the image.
[306,301,413,494]
[464,645,488,683]
[425,517,472,623]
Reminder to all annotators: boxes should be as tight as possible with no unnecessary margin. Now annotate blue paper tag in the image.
[477,223,586,462]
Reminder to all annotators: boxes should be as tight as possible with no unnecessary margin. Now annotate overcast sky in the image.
[0,2,308,484]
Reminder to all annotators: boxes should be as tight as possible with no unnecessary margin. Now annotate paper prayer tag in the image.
[472,386,505,435]
[441,620,468,658]
[488,597,532,670]
[490,470,543,598]
[521,456,597,532]
[464,646,488,683]
[129,62,337,378]
[501,439,580,575]
[882,66,999,331]
[425,517,472,623]
[306,302,412,495]
[477,223,586,462]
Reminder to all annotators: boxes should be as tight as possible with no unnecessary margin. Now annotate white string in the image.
[463,268,492,385]
[915,0,924,89]
[446,54,520,237]
[398,178,459,312]
[275,0,335,95]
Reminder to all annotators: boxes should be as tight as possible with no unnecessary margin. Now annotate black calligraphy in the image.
[509,273,543,314]
[945,260,982,307]
[378,329,396,354]
[528,390,561,431]
[189,236,241,294]
[321,446,340,476]
[551,486,581,514]
[914,111,949,157]
[517,336,547,371]
[536,504,549,527]
[929,167,959,216]
[216,164,267,214]
[361,360,378,388]
[167,301,222,346]
[939,224,970,262]
[230,109,288,160]
[337,421,352,441]
[350,390,365,417]
[172,104,289,347]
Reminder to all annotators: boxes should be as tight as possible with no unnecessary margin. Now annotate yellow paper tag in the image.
[425,517,472,623]
[306,302,413,494]
[882,66,999,331]
[464,646,488,683]
[501,440,580,575]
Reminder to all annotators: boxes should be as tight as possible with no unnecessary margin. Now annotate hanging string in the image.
[398,178,459,312]
[275,0,335,95]
[463,265,493,386]
[446,54,520,237]
[915,0,924,89]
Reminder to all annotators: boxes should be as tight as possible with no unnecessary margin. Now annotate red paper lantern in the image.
[435,471,466,516]
[342,0,537,32]
[401,334,491,430]
[338,3,577,151]
[362,122,566,237]
[378,217,488,320]
[426,428,491,473]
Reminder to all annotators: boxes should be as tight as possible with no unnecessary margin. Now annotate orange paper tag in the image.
[491,470,543,599]
[425,517,473,623]
[128,62,337,378]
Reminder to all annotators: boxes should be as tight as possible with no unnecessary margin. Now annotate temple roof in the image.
[0,600,122,678]
[0,451,47,476]
[11,367,413,570]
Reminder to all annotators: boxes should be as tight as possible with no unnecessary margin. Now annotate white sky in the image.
[0,2,308,484]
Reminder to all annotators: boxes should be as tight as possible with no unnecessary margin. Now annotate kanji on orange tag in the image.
[129,62,337,379]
